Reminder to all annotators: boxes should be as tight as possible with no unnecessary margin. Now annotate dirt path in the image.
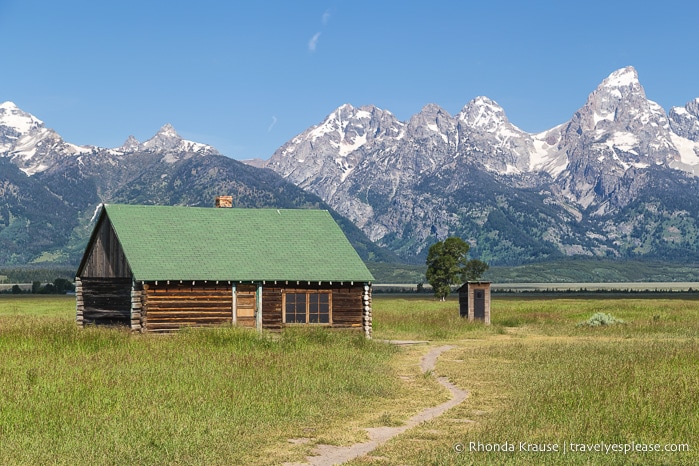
[286,345,468,466]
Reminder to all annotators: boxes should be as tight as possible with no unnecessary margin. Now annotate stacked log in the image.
[362,285,372,339]
[75,278,84,327]
[131,287,143,332]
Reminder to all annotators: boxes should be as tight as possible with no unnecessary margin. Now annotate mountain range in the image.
[2,66,699,272]
[0,102,393,266]
[262,67,699,265]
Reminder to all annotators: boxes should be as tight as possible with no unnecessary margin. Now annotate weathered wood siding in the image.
[235,284,257,328]
[142,283,233,332]
[81,278,132,326]
[261,283,365,331]
[80,216,131,278]
[80,279,370,334]
[332,285,364,328]
[261,285,283,330]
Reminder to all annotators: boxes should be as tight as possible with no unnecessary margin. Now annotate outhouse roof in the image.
[81,204,374,283]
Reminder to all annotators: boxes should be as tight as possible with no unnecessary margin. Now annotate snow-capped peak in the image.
[575,66,662,134]
[459,96,509,131]
[118,135,141,152]
[308,103,374,142]
[156,123,179,139]
[600,66,639,89]
[0,101,44,135]
[139,123,220,160]
[142,124,184,151]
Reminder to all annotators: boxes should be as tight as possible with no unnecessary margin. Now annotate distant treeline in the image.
[0,278,75,295]
[492,288,699,298]
[0,278,75,294]
[0,266,76,284]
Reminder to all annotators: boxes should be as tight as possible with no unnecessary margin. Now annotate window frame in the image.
[282,290,333,325]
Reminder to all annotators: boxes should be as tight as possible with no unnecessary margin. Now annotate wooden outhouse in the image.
[76,204,374,336]
[458,281,491,324]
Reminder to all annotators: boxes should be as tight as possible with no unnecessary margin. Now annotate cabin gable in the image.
[78,213,132,279]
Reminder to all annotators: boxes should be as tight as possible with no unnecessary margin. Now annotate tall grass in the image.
[0,307,400,465]
[372,296,495,340]
[373,295,699,340]
[363,295,699,465]
[3,294,698,464]
[441,339,698,465]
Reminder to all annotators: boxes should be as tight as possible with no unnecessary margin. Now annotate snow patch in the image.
[605,131,639,152]
[339,163,355,182]
[309,121,337,141]
[529,125,568,177]
[338,134,366,156]
[66,143,92,155]
[19,163,48,176]
[670,132,699,166]
[504,164,520,175]
[593,111,614,126]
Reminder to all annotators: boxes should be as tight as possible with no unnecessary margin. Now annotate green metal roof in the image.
[100,204,374,283]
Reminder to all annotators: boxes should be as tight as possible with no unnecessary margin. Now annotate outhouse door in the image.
[474,289,486,320]
[235,284,257,327]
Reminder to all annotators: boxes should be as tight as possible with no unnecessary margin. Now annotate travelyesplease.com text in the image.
[455,441,690,454]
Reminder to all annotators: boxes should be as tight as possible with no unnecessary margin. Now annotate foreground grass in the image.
[0,296,427,465]
[2,294,697,464]
[360,295,699,465]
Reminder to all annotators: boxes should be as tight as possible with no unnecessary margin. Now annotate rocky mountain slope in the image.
[263,67,699,264]
[0,103,393,266]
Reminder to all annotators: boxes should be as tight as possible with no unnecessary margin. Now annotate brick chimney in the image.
[215,196,233,208]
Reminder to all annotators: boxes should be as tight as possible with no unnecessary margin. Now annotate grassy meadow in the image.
[0,294,697,464]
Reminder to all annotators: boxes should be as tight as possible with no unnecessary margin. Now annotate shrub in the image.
[577,312,626,327]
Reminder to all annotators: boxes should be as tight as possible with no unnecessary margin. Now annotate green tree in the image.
[462,259,489,282]
[425,237,488,301]
[53,278,74,294]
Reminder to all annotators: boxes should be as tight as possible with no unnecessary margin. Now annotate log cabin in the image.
[76,201,374,336]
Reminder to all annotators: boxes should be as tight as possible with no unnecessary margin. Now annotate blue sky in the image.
[1,0,698,160]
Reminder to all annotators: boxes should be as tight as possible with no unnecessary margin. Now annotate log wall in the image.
[81,277,132,326]
[78,279,371,334]
[262,282,366,331]
[332,285,364,328]
[142,283,233,333]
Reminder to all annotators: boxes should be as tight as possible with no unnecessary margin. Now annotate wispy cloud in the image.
[267,116,277,133]
[308,32,321,52]
[308,9,332,53]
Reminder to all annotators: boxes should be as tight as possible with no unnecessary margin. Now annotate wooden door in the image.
[236,284,257,327]
[474,289,485,320]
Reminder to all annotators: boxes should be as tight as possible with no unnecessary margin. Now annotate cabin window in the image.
[284,291,331,324]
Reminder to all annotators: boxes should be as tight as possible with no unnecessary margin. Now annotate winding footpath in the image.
[286,345,468,465]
